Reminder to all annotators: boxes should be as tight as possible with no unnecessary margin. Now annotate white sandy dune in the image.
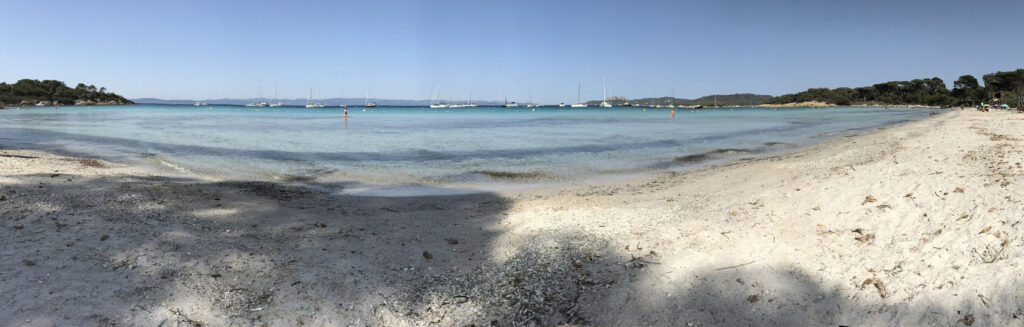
[2,109,1023,326]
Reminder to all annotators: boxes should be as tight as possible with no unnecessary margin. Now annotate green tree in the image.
[952,75,982,105]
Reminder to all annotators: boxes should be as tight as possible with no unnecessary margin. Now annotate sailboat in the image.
[502,96,518,108]
[460,92,478,107]
[429,85,448,108]
[450,90,476,108]
[246,82,269,107]
[570,82,587,108]
[305,88,325,108]
[364,88,377,108]
[269,85,283,107]
[600,77,612,107]
[666,88,676,108]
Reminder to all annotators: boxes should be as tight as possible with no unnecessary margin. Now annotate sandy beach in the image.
[2,109,1023,326]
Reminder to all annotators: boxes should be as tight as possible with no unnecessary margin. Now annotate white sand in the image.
[2,109,1022,326]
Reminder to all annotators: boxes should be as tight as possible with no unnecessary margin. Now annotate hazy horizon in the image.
[3,0,1022,103]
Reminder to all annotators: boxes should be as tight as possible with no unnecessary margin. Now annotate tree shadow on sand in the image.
[3,169,1022,326]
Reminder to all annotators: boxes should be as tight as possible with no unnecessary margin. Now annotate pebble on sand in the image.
[422,251,433,259]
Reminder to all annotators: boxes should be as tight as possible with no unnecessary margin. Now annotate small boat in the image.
[500,95,518,108]
[269,85,283,107]
[246,82,269,107]
[304,88,325,108]
[193,101,207,106]
[559,102,566,107]
[362,89,374,108]
[429,85,449,108]
[600,76,612,108]
[570,83,587,107]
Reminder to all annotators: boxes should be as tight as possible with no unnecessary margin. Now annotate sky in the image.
[2,0,1022,103]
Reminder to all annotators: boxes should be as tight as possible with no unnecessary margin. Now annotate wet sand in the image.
[2,109,1023,326]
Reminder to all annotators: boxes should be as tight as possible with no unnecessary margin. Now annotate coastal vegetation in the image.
[763,69,1024,107]
[0,79,133,107]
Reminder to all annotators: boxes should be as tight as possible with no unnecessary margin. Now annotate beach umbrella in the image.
[983,104,991,107]
[1000,104,1010,108]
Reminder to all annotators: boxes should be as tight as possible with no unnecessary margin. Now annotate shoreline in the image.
[3,109,1024,325]
[0,107,944,198]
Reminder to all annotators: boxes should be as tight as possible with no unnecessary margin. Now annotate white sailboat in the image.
[570,82,587,108]
[305,88,325,108]
[600,76,612,108]
[269,85,283,107]
[246,82,269,107]
[666,88,676,108]
[461,92,477,107]
[429,84,449,108]
[364,88,377,108]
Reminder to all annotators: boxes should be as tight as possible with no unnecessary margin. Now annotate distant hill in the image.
[133,97,508,106]
[587,93,772,107]
[1,79,133,107]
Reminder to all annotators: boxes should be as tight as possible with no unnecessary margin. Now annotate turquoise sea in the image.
[0,105,938,195]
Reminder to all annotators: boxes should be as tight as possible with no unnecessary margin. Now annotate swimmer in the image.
[343,105,349,118]
[671,108,675,118]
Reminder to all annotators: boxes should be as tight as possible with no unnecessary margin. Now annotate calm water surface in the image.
[0,105,938,195]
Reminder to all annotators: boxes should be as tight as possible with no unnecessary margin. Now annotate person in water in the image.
[343,105,348,118]
[671,108,675,118]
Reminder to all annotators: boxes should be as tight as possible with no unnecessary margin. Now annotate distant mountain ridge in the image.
[132,98,507,106]
[135,93,773,107]
[587,93,772,107]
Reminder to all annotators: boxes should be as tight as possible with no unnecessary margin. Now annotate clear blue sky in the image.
[2,0,1022,103]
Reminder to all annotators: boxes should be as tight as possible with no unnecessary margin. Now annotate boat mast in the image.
[577,82,581,104]
[432,84,440,105]
[603,76,607,104]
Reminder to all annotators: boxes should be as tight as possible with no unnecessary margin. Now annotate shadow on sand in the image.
[2,170,1018,326]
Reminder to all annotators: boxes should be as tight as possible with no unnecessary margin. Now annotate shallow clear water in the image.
[0,105,937,195]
